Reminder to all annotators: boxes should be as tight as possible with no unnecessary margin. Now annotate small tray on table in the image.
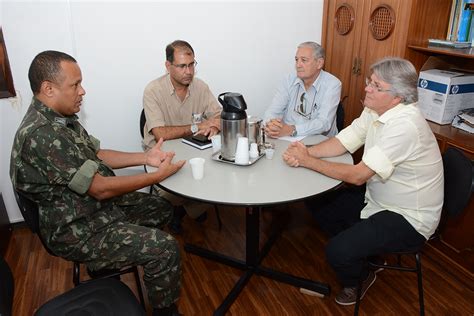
[211,151,264,166]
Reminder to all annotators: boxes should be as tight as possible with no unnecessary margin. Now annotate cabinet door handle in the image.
[352,57,362,75]
[352,57,358,75]
[355,58,362,76]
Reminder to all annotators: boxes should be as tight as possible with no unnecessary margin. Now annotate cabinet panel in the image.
[323,0,413,126]
[442,194,474,250]
[323,0,365,127]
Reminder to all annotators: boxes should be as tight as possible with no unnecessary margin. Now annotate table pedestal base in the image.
[184,206,331,315]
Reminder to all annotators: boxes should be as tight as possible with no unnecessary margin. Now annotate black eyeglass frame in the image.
[294,88,318,120]
[171,60,198,70]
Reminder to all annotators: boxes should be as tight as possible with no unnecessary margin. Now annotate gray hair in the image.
[370,57,418,104]
[297,41,325,59]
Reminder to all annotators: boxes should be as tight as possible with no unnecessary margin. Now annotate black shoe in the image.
[169,206,186,234]
[152,303,182,316]
[194,211,208,223]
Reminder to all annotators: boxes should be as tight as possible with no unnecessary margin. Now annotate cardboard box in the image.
[418,69,474,124]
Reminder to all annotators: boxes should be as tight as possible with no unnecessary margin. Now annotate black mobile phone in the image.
[192,134,210,143]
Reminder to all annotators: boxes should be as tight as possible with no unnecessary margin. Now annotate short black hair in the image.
[28,50,77,94]
[165,40,194,63]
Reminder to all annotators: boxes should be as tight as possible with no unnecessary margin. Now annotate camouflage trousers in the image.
[74,192,181,308]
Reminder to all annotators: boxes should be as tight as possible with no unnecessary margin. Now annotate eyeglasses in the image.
[294,92,317,119]
[171,60,197,70]
[365,77,391,93]
[298,92,306,114]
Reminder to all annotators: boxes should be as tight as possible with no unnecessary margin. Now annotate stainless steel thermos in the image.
[218,92,248,161]
[218,92,264,161]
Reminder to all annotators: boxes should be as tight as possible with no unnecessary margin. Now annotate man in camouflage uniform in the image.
[10,50,184,316]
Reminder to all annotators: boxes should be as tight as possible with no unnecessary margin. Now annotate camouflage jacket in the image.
[10,98,126,258]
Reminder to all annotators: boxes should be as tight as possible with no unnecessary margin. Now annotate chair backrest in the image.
[336,102,344,131]
[13,189,56,256]
[442,147,473,218]
[139,109,146,139]
[13,189,40,235]
[35,278,145,316]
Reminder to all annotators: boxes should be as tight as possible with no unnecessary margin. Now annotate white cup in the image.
[249,142,259,159]
[210,134,221,153]
[234,137,250,165]
[264,148,275,160]
[189,157,205,180]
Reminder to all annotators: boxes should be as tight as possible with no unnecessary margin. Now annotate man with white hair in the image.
[264,41,341,138]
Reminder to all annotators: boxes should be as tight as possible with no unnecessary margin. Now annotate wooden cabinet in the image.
[323,0,473,277]
[322,0,452,127]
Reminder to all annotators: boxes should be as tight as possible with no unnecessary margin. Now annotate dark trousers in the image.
[307,185,426,287]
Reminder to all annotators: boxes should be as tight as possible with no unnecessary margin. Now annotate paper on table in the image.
[452,115,474,134]
[278,135,306,142]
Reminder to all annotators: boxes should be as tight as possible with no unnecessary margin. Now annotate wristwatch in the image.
[291,126,297,137]
[191,124,199,134]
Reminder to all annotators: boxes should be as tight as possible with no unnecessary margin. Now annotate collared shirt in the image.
[336,103,444,239]
[10,97,125,257]
[263,70,341,137]
[142,74,221,149]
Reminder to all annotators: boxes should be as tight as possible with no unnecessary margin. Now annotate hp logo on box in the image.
[420,79,428,89]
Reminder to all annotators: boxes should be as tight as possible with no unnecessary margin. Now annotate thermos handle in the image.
[218,92,232,98]
[218,92,230,107]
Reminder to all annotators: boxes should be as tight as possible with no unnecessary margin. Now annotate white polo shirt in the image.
[336,103,444,239]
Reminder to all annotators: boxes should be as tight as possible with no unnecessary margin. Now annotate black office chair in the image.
[441,147,474,219]
[0,256,144,316]
[139,108,223,230]
[140,108,146,139]
[13,189,146,308]
[354,147,473,316]
[336,101,345,131]
[0,256,13,316]
[140,109,154,194]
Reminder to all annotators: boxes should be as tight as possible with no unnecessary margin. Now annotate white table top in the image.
[148,135,353,206]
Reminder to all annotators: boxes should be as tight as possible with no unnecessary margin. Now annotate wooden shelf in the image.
[406,45,474,73]
[408,45,474,59]
[428,121,474,158]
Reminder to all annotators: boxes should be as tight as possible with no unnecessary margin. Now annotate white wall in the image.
[0,0,324,222]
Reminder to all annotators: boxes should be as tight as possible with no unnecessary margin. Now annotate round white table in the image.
[148,135,353,315]
[152,135,352,205]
